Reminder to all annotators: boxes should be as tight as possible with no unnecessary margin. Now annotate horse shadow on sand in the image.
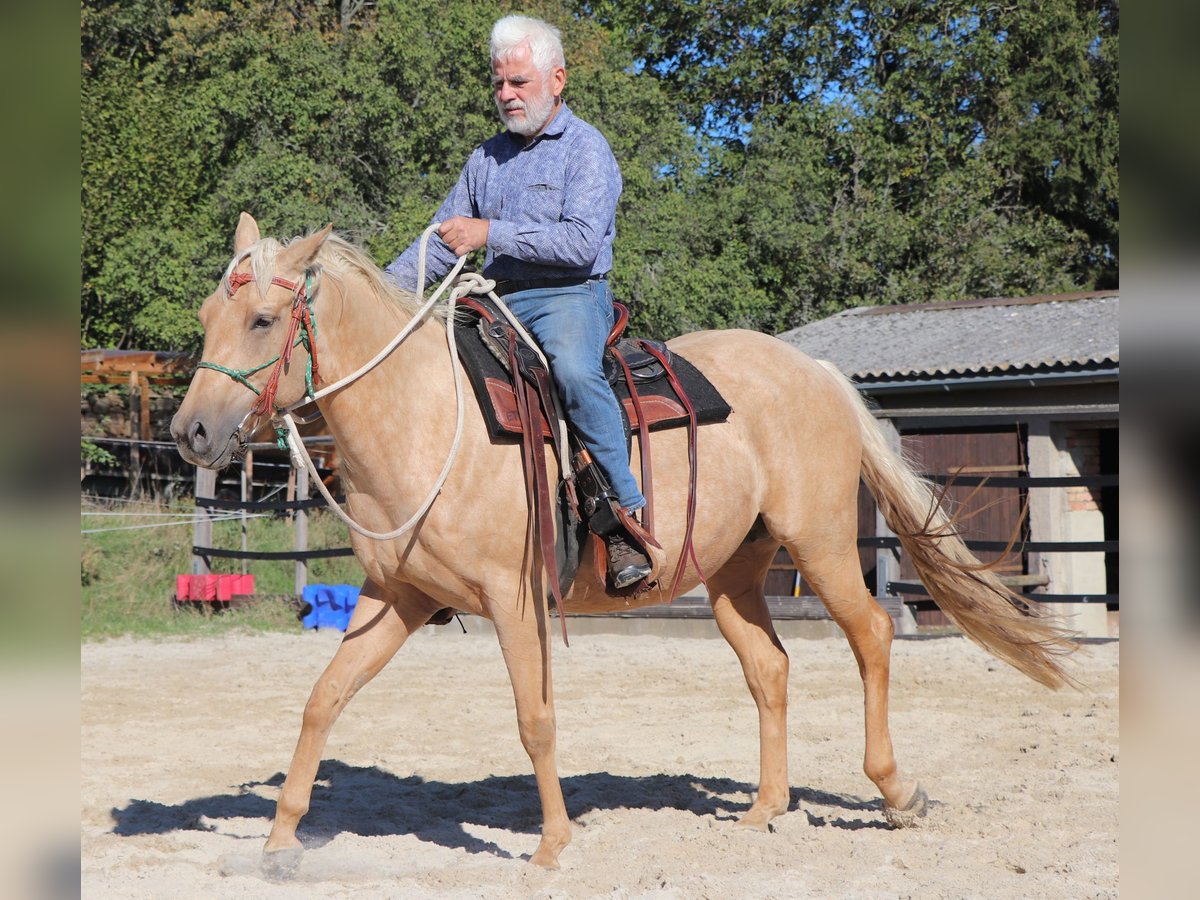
[109,761,893,860]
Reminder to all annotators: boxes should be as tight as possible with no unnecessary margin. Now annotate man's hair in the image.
[490,15,565,74]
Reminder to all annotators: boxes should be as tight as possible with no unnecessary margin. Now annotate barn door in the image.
[898,427,1026,625]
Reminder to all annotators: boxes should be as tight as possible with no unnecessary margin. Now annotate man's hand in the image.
[438,216,490,257]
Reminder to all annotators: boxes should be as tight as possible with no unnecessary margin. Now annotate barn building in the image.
[776,290,1119,638]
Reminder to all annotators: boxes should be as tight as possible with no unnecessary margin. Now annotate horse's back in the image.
[667,328,859,440]
[666,327,867,537]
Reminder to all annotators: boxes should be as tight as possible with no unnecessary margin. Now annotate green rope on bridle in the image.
[194,270,319,431]
[194,356,277,395]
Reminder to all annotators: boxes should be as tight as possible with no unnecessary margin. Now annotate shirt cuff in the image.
[486,219,519,258]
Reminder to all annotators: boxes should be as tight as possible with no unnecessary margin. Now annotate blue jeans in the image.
[501,279,646,512]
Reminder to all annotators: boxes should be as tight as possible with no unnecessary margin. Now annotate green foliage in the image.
[81,439,117,467]
[81,0,1118,349]
[90,226,214,350]
[593,0,1119,322]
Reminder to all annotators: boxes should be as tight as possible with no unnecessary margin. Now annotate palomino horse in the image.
[172,214,1074,870]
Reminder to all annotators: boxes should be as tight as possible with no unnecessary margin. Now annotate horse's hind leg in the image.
[790,538,926,824]
[709,537,791,830]
[263,580,438,868]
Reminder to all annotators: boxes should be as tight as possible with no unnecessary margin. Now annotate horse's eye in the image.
[252,315,275,330]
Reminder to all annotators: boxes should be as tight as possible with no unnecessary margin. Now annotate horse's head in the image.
[171,213,332,468]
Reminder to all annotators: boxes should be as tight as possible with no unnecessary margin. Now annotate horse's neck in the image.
[313,274,458,485]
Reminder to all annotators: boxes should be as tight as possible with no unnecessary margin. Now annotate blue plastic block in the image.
[301,584,360,631]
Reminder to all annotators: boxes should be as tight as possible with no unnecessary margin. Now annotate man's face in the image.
[492,45,565,138]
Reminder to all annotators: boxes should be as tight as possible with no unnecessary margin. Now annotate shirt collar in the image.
[509,101,573,147]
[541,101,572,138]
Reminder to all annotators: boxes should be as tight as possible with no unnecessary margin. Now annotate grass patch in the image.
[81,496,364,641]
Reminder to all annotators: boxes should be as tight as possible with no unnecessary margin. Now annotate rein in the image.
[196,225,565,544]
[194,225,705,643]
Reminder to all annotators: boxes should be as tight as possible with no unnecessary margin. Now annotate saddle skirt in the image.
[454,297,732,442]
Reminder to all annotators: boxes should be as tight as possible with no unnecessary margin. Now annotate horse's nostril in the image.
[189,420,208,450]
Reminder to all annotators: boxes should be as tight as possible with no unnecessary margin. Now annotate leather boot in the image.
[605,506,664,591]
[606,531,652,589]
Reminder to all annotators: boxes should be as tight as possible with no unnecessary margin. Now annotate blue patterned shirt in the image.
[385,103,622,291]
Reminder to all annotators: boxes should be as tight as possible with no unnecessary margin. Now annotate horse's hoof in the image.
[529,848,562,870]
[261,846,303,880]
[735,804,782,832]
[883,783,928,828]
[529,836,566,869]
[735,814,771,833]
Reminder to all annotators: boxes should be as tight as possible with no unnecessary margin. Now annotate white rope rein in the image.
[274,224,569,541]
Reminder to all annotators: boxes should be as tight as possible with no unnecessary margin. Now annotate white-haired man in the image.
[386,14,656,589]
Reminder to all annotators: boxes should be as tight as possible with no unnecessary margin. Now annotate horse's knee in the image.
[302,676,349,732]
[762,649,789,684]
[517,712,557,758]
[830,594,894,655]
[869,601,895,644]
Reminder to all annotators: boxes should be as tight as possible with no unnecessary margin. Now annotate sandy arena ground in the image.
[81,625,1118,898]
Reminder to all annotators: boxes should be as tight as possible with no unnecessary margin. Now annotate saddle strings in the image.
[274,223,570,541]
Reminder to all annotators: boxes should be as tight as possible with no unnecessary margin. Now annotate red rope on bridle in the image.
[226,271,320,416]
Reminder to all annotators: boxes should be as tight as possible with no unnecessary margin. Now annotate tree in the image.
[80,0,710,345]
[591,0,1119,323]
[80,1,1118,349]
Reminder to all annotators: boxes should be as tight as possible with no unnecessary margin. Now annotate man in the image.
[386,14,656,590]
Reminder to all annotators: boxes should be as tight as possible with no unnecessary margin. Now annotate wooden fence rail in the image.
[187,463,1117,606]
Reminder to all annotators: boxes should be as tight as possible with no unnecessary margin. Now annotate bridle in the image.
[188,224,563,543]
[188,226,591,643]
[195,270,320,422]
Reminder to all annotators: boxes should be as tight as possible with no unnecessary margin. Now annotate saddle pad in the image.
[454,308,732,443]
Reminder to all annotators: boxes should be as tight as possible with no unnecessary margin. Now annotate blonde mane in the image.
[221,229,444,323]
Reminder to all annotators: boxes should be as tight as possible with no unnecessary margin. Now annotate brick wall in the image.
[1066,428,1101,512]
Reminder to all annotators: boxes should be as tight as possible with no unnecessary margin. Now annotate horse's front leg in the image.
[492,603,571,868]
[263,580,437,872]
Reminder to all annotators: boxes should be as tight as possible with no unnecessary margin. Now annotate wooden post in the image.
[1027,417,1107,637]
[294,464,309,597]
[138,373,152,441]
[128,371,143,493]
[240,451,252,576]
[874,417,901,596]
[192,466,216,576]
[286,464,297,521]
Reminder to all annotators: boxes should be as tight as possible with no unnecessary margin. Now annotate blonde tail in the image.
[817,361,1078,689]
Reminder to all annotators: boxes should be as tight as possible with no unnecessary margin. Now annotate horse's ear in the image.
[234,212,261,254]
[279,224,334,270]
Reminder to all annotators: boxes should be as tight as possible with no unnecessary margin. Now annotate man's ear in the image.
[234,212,261,254]
[552,65,566,98]
[278,224,334,271]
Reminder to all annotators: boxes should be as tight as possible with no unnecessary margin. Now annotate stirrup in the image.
[607,531,652,589]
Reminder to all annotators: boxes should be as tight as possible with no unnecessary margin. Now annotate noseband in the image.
[195,270,320,421]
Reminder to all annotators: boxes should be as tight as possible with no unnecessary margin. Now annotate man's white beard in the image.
[497,88,557,137]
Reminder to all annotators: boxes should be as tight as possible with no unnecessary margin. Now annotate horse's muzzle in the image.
[170,410,245,469]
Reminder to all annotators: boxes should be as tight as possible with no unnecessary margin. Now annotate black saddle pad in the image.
[453,304,732,443]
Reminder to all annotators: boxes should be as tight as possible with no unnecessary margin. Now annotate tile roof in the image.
[776,291,1119,381]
